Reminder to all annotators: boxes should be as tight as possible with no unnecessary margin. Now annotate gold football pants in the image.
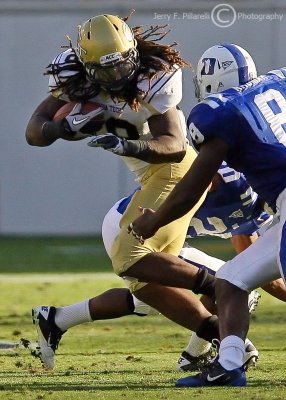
[111,145,206,292]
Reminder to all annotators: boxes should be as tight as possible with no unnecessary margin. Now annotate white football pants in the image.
[217,188,286,290]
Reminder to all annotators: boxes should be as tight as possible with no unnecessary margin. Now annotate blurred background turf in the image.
[0,236,236,273]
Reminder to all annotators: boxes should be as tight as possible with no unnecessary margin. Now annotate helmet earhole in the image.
[206,85,211,93]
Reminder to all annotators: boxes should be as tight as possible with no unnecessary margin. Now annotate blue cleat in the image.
[175,360,246,387]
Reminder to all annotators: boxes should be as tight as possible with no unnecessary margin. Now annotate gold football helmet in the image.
[77,14,139,92]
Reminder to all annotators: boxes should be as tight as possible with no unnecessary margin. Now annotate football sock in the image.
[54,299,92,331]
[219,335,245,370]
[196,315,219,342]
[193,268,216,300]
[185,332,212,357]
[127,291,135,313]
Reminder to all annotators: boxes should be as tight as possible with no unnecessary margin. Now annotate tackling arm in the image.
[230,234,257,254]
[128,138,229,240]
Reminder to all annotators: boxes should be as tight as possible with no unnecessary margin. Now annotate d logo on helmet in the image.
[201,58,216,76]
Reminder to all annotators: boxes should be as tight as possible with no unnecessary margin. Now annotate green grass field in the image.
[0,236,285,399]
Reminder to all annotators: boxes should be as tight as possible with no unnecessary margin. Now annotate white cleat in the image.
[243,339,259,370]
[248,290,261,314]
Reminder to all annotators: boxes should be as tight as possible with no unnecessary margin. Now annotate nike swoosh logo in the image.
[72,116,90,125]
[207,373,225,382]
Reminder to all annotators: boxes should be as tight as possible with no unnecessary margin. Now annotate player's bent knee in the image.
[216,266,251,292]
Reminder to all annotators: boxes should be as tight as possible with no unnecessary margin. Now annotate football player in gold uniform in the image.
[26,14,218,369]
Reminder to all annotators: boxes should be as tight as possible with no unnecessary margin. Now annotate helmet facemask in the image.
[85,47,139,93]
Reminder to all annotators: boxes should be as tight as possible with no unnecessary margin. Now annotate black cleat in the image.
[32,306,65,369]
[176,350,213,372]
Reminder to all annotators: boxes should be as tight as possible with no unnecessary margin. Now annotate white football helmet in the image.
[194,44,257,100]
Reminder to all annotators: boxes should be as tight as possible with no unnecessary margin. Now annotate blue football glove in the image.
[88,133,127,155]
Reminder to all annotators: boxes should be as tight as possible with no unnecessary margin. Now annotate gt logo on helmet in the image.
[100,52,124,65]
[77,43,87,58]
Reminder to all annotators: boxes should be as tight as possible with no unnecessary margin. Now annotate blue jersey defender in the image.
[127,44,286,388]
[188,69,286,212]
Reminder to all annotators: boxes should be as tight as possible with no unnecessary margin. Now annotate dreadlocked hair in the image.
[121,14,191,111]
[134,25,190,72]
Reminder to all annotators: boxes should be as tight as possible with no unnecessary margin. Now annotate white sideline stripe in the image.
[0,272,123,283]
[0,342,18,349]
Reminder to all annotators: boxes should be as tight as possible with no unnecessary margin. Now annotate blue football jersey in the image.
[188,69,286,211]
[115,163,271,239]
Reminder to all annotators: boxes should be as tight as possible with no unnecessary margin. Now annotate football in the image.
[53,101,105,136]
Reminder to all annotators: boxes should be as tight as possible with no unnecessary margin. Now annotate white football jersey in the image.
[48,49,187,179]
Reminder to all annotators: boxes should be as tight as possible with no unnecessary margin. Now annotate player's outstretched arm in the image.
[128,138,229,241]
[230,234,257,254]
